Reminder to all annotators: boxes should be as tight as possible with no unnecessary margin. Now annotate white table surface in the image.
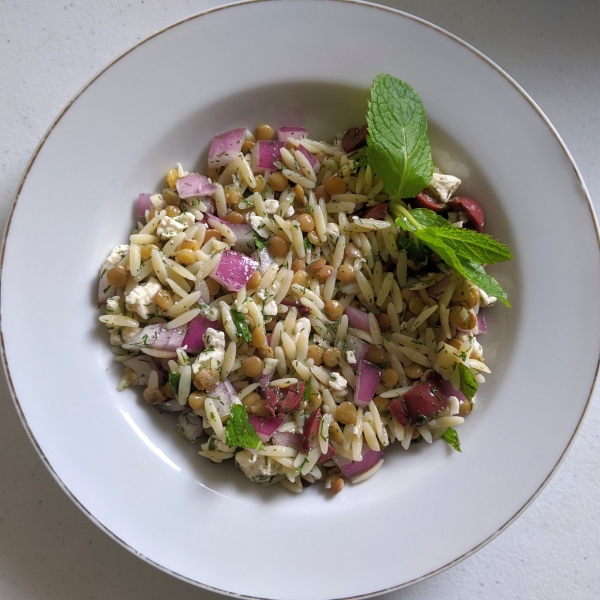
[1,1,599,598]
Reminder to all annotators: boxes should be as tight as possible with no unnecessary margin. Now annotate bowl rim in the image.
[1,0,599,598]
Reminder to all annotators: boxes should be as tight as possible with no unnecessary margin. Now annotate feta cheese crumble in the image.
[106,244,129,266]
[125,277,161,320]
[329,372,348,391]
[192,328,226,373]
[427,172,461,203]
[156,213,195,239]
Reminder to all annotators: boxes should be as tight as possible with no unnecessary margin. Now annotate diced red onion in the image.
[345,334,369,367]
[355,360,381,407]
[345,306,370,332]
[251,140,285,173]
[98,262,115,304]
[182,315,213,353]
[477,310,487,334]
[249,416,284,443]
[277,127,308,142]
[176,173,219,199]
[333,448,384,479]
[437,378,467,403]
[427,276,450,297]
[363,204,387,220]
[317,443,336,464]
[211,250,259,292]
[208,127,246,170]
[296,144,319,171]
[123,355,163,386]
[272,431,302,449]
[207,216,255,255]
[258,369,275,388]
[136,193,153,218]
[202,197,216,214]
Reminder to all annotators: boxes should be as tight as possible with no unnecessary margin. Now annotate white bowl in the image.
[2,1,599,598]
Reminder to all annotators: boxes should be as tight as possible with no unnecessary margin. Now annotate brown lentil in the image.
[254,124,274,141]
[268,171,288,192]
[337,401,358,425]
[242,356,263,378]
[294,184,305,202]
[291,259,306,273]
[329,421,344,444]
[165,205,181,218]
[308,258,326,274]
[292,269,309,287]
[314,185,330,202]
[381,368,398,388]
[324,300,343,321]
[337,264,356,283]
[246,270,262,289]
[376,312,391,332]
[267,235,289,257]
[106,265,129,287]
[188,392,206,410]
[316,265,334,281]
[298,213,315,232]
[404,362,424,380]
[331,477,345,495]
[205,278,221,296]
[257,345,274,359]
[225,211,246,224]
[324,175,346,196]
[203,229,223,243]
[153,288,174,310]
[163,188,181,206]
[307,345,324,365]
[373,395,390,413]
[366,345,386,364]
[323,347,341,367]
[307,230,321,245]
[401,287,418,302]
[307,392,322,412]
[241,140,255,153]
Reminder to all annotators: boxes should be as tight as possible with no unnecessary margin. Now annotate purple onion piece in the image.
[136,193,153,218]
[209,380,238,418]
[344,306,370,332]
[176,173,219,199]
[182,316,213,353]
[258,369,275,389]
[251,140,285,172]
[271,431,302,450]
[208,127,246,169]
[437,378,467,403]
[296,144,319,172]
[333,448,384,479]
[277,127,308,142]
[345,334,369,368]
[426,276,450,297]
[355,360,381,407]
[211,250,259,292]
[248,416,284,443]
[207,216,255,255]
[476,310,487,334]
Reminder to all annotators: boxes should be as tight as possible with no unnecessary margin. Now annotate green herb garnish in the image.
[396,236,431,263]
[252,230,266,251]
[458,363,478,402]
[366,74,434,199]
[394,207,511,306]
[169,372,181,396]
[441,427,462,452]
[225,404,264,450]
[303,237,315,252]
[230,308,252,343]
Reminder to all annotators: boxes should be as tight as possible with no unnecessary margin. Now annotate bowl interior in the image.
[2,2,598,599]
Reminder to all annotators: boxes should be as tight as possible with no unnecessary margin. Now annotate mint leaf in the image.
[441,427,462,452]
[396,237,431,263]
[421,226,511,265]
[411,229,511,306]
[458,363,478,401]
[303,237,315,252]
[230,308,252,342]
[410,208,454,229]
[225,404,264,450]
[460,260,510,307]
[366,74,434,199]
[252,231,266,251]
[169,372,181,396]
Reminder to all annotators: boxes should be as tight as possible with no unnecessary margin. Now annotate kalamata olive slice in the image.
[363,203,387,220]
[342,125,368,152]
[448,196,485,233]
[412,192,445,212]
[388,381,448,427]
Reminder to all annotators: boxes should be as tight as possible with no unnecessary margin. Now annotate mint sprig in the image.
[393,205,511,306]
[230,308,252,343]
[458,363,478,401]
[225,404,264,450]
[441,427,462,452]
[366,74,434,199]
